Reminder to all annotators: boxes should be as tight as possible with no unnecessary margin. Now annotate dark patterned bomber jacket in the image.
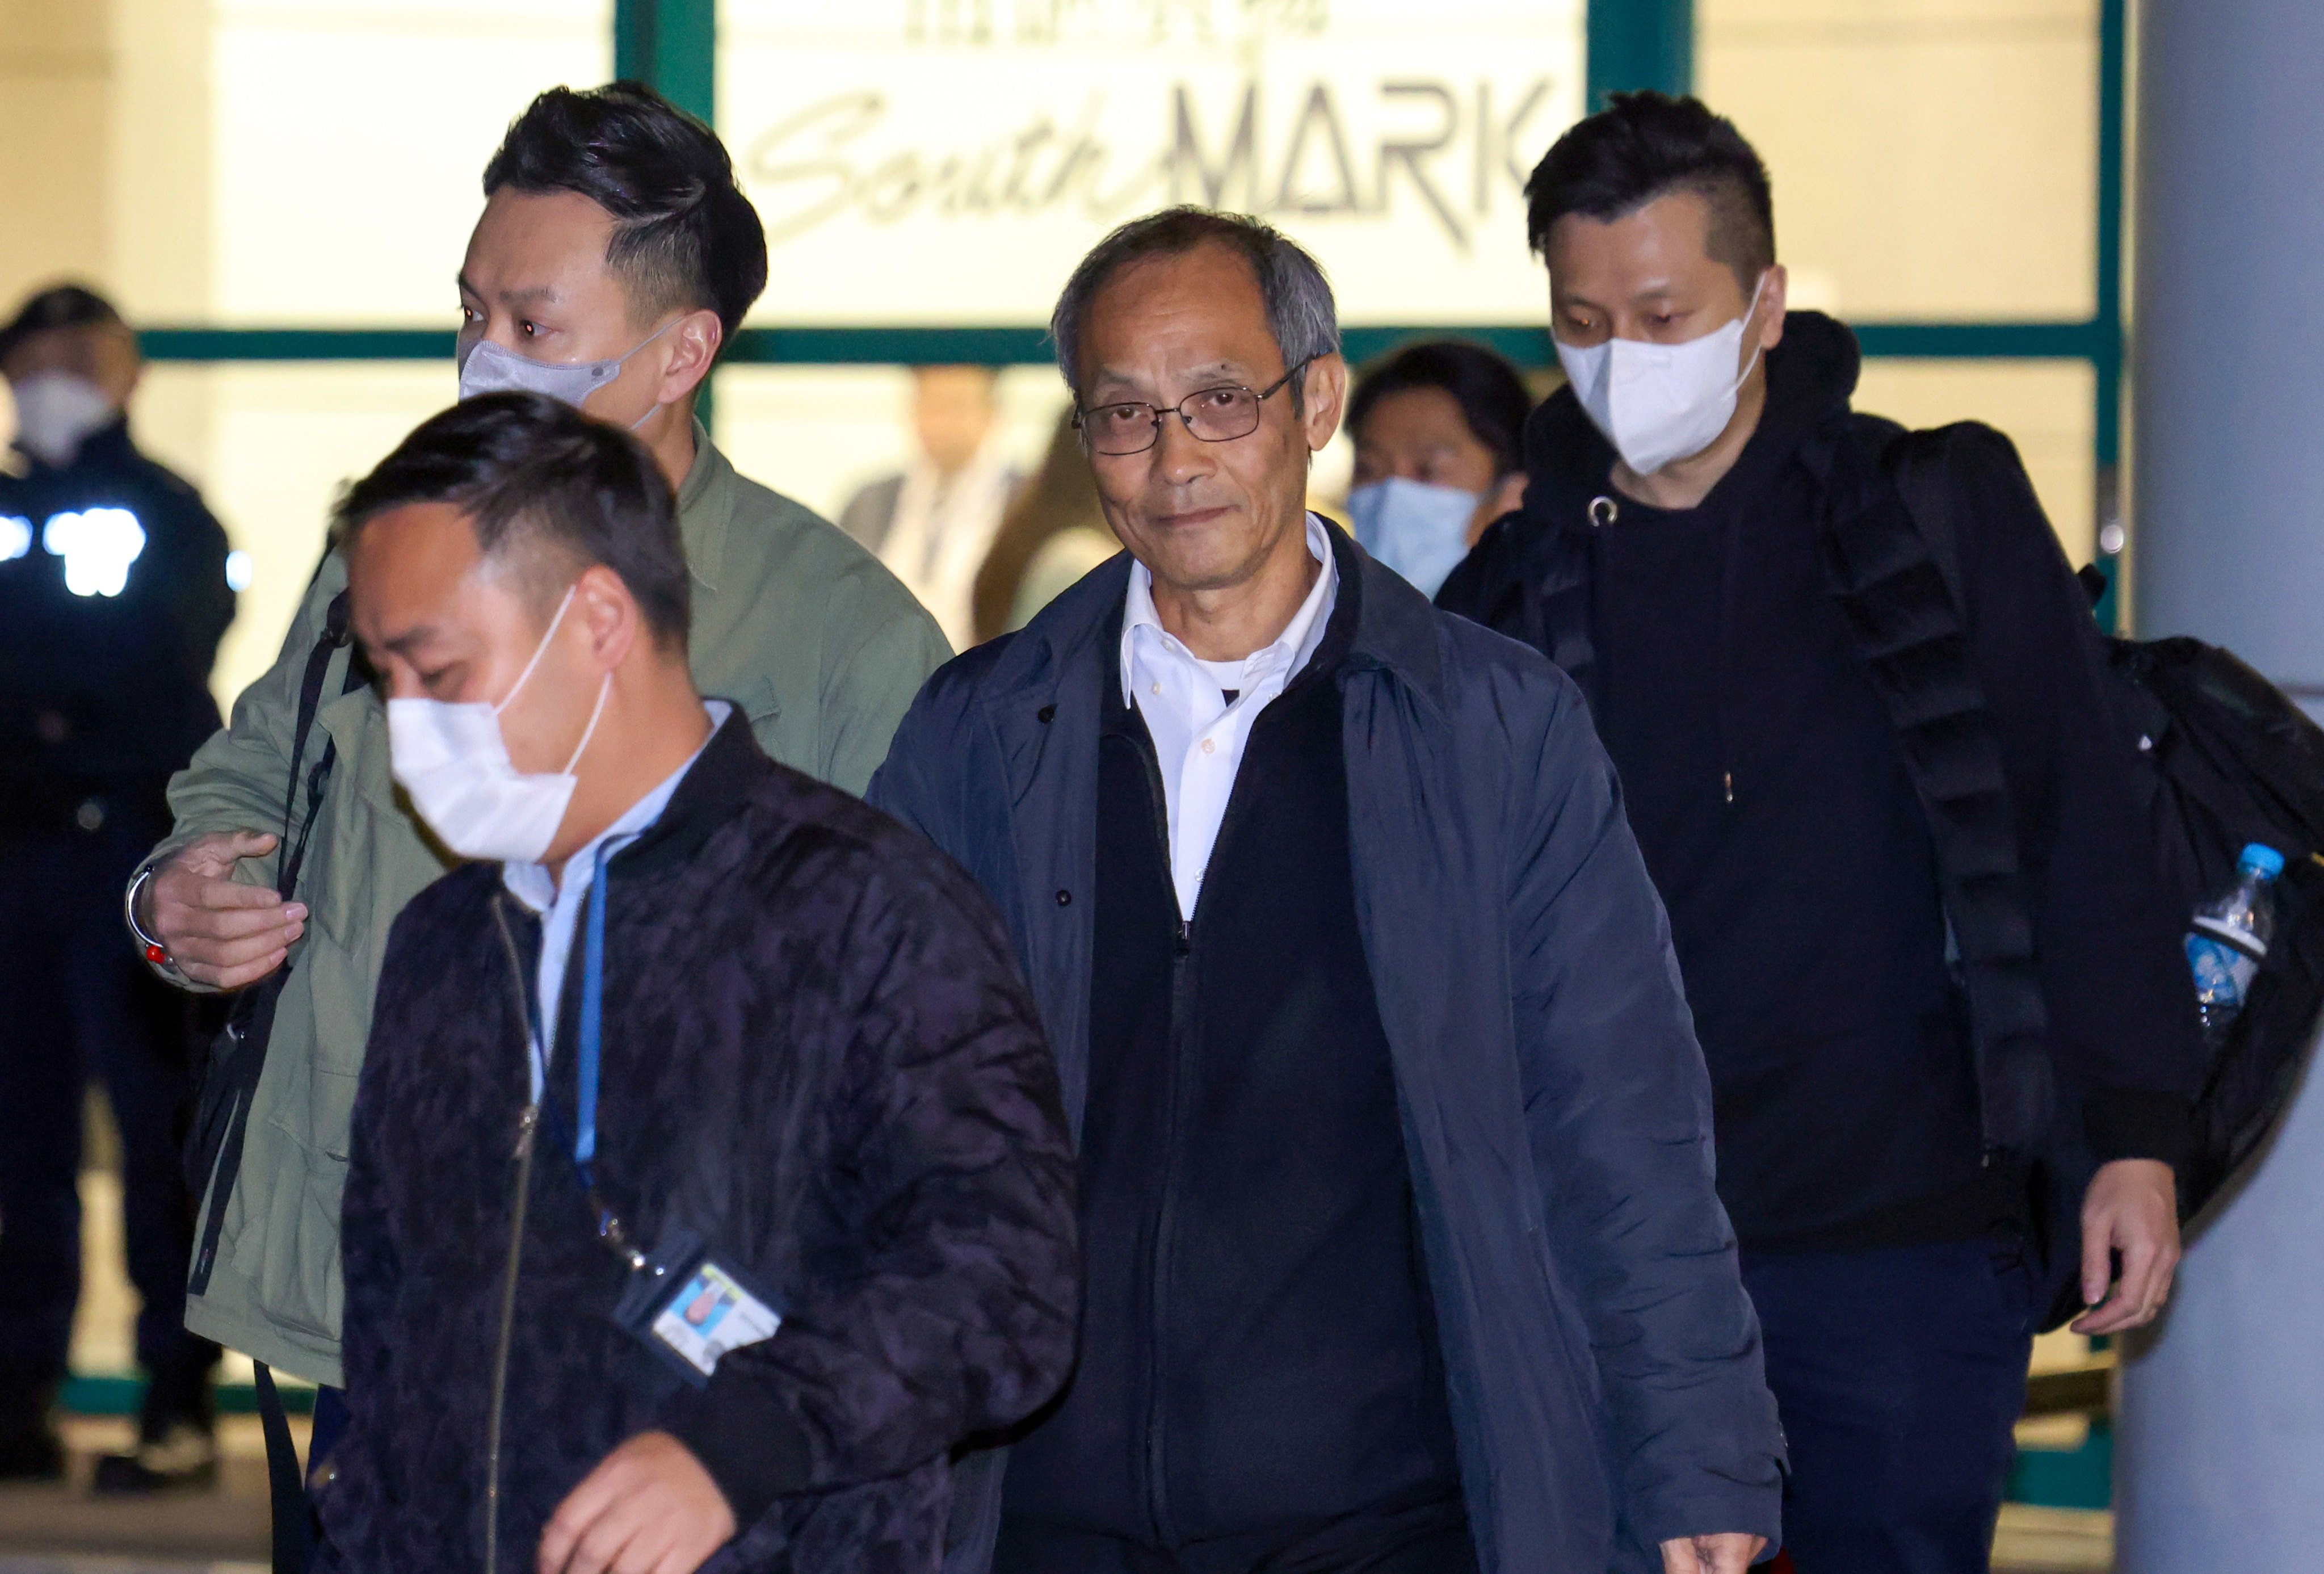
[320,709,1079,1573]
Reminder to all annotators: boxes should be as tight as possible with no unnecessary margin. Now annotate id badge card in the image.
[611,1227,785,1388]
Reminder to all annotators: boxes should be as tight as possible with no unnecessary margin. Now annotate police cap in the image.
[0,283,124,366]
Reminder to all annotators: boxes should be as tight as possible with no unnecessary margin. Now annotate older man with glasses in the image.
[867,205,1786,1574]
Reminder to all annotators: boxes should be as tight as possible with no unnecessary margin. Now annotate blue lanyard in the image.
[530,841,627,1257]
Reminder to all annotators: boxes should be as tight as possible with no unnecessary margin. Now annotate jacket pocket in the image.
[247,1111,352,1345]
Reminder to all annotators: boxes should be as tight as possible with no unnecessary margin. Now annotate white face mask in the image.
[386,585,612,864]
[11,372,117,469]
[457,319,677,428]
[1347,476,1482,600]
[1554,274,1771,477]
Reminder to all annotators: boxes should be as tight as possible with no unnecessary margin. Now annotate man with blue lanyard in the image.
[320,393,1077,1574]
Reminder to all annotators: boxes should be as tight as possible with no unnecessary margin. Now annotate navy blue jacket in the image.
[0,418,232,787]
[869,527,1785,1573]
[326,714,1079,1572]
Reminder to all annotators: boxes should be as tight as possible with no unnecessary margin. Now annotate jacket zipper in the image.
[485,900,543,1574]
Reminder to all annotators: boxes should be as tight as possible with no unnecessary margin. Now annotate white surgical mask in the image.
[1347,477,1481,599]
[386,585,612,864]
[1554,274,1770,476]
[457,319,677,428]
[10,372,117,469]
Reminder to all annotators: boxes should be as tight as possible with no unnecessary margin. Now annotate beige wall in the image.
[1700,0,2104,563]
[0,0,110,309]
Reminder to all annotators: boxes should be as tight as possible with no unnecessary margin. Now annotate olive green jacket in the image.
[145,434,950,1386]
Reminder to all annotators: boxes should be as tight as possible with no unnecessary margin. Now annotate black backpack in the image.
[2075,603,2324,1218]
[1888,429,2324,1242]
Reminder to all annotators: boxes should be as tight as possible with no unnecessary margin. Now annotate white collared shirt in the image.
[502,699,732,1095]
[1121,513,1339,920]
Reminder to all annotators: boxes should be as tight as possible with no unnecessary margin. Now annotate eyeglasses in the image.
[1074,362,1311,456]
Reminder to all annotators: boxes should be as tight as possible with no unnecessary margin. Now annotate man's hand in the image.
[537,1432,736,1574]
[1661,1532,1768,1572]
[2071,1157,2181,1335]
[143,831,305,989]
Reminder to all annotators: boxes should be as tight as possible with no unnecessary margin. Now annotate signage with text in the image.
[722,0,1582,324]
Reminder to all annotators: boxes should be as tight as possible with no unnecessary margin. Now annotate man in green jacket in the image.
[124,82,949,1396]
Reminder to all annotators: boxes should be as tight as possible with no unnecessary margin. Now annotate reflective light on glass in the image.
[42,507,147,597]
[0,516,32,561]
[225,548,254,591]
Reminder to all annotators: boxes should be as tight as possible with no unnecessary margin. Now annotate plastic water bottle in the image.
[2186,841,2285,1052]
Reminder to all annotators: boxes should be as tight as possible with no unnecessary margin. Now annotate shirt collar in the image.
[1120,511,1337,706]
[501,698,733,913]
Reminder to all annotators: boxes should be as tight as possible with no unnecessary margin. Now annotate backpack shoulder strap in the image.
[275,588,364,901]
[1878,424,1969,615]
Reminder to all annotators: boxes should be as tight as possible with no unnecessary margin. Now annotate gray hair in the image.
[1049,207,1341,405]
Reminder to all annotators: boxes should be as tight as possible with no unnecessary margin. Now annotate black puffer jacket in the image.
[322,712,1078,1573]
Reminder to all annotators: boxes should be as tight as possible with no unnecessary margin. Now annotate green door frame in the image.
[615,0,716,124]
[1587,0,1692,107]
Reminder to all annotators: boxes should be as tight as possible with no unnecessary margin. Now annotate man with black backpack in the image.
[1438,94,2204,1573]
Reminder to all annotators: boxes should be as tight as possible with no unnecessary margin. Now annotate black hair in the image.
[484,81,768,350]
[1523,92,1775,294]
[1347,340,1534,479]
[334,392,690,648]
[1052,206,1339,413]
[0,282,125,364]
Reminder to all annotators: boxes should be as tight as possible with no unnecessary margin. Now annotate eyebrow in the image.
[1567,279,1683,305]
[1086,360,1251,399]
[380,624,442,660]
[455,272,559,307]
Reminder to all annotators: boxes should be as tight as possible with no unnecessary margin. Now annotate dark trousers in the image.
[0,800,220,1429]
[995,1488,1476,1574]
[1741,1236,2036,1574]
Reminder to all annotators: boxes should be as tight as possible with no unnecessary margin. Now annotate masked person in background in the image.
[0,283,233,1489]
[1439,94,2201,1572]
[1343,340,1532,599]
[124,80,950,1484]
[321,392,1075,1574]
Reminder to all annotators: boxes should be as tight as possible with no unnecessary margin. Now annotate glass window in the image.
[1700,0,2100,321]
[137,363,460,705]
[1854,358,2098,565]
[210,0,612,324]
[713,364,1069,527]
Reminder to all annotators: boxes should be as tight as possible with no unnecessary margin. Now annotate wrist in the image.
[124,865,193,989]
[2083,1088,2192,1169]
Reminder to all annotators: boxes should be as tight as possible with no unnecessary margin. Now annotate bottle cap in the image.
[2240,842,2286,878]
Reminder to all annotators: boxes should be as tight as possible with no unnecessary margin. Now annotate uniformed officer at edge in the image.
[0,283,234,1490]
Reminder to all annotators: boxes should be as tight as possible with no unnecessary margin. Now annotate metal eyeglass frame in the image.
[1073,360,1313,456]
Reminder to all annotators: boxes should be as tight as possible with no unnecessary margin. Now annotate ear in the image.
[570,563,642,674]
[654,308,725,408]
[1300,352,1348,453]
[1756,264,1789,354]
